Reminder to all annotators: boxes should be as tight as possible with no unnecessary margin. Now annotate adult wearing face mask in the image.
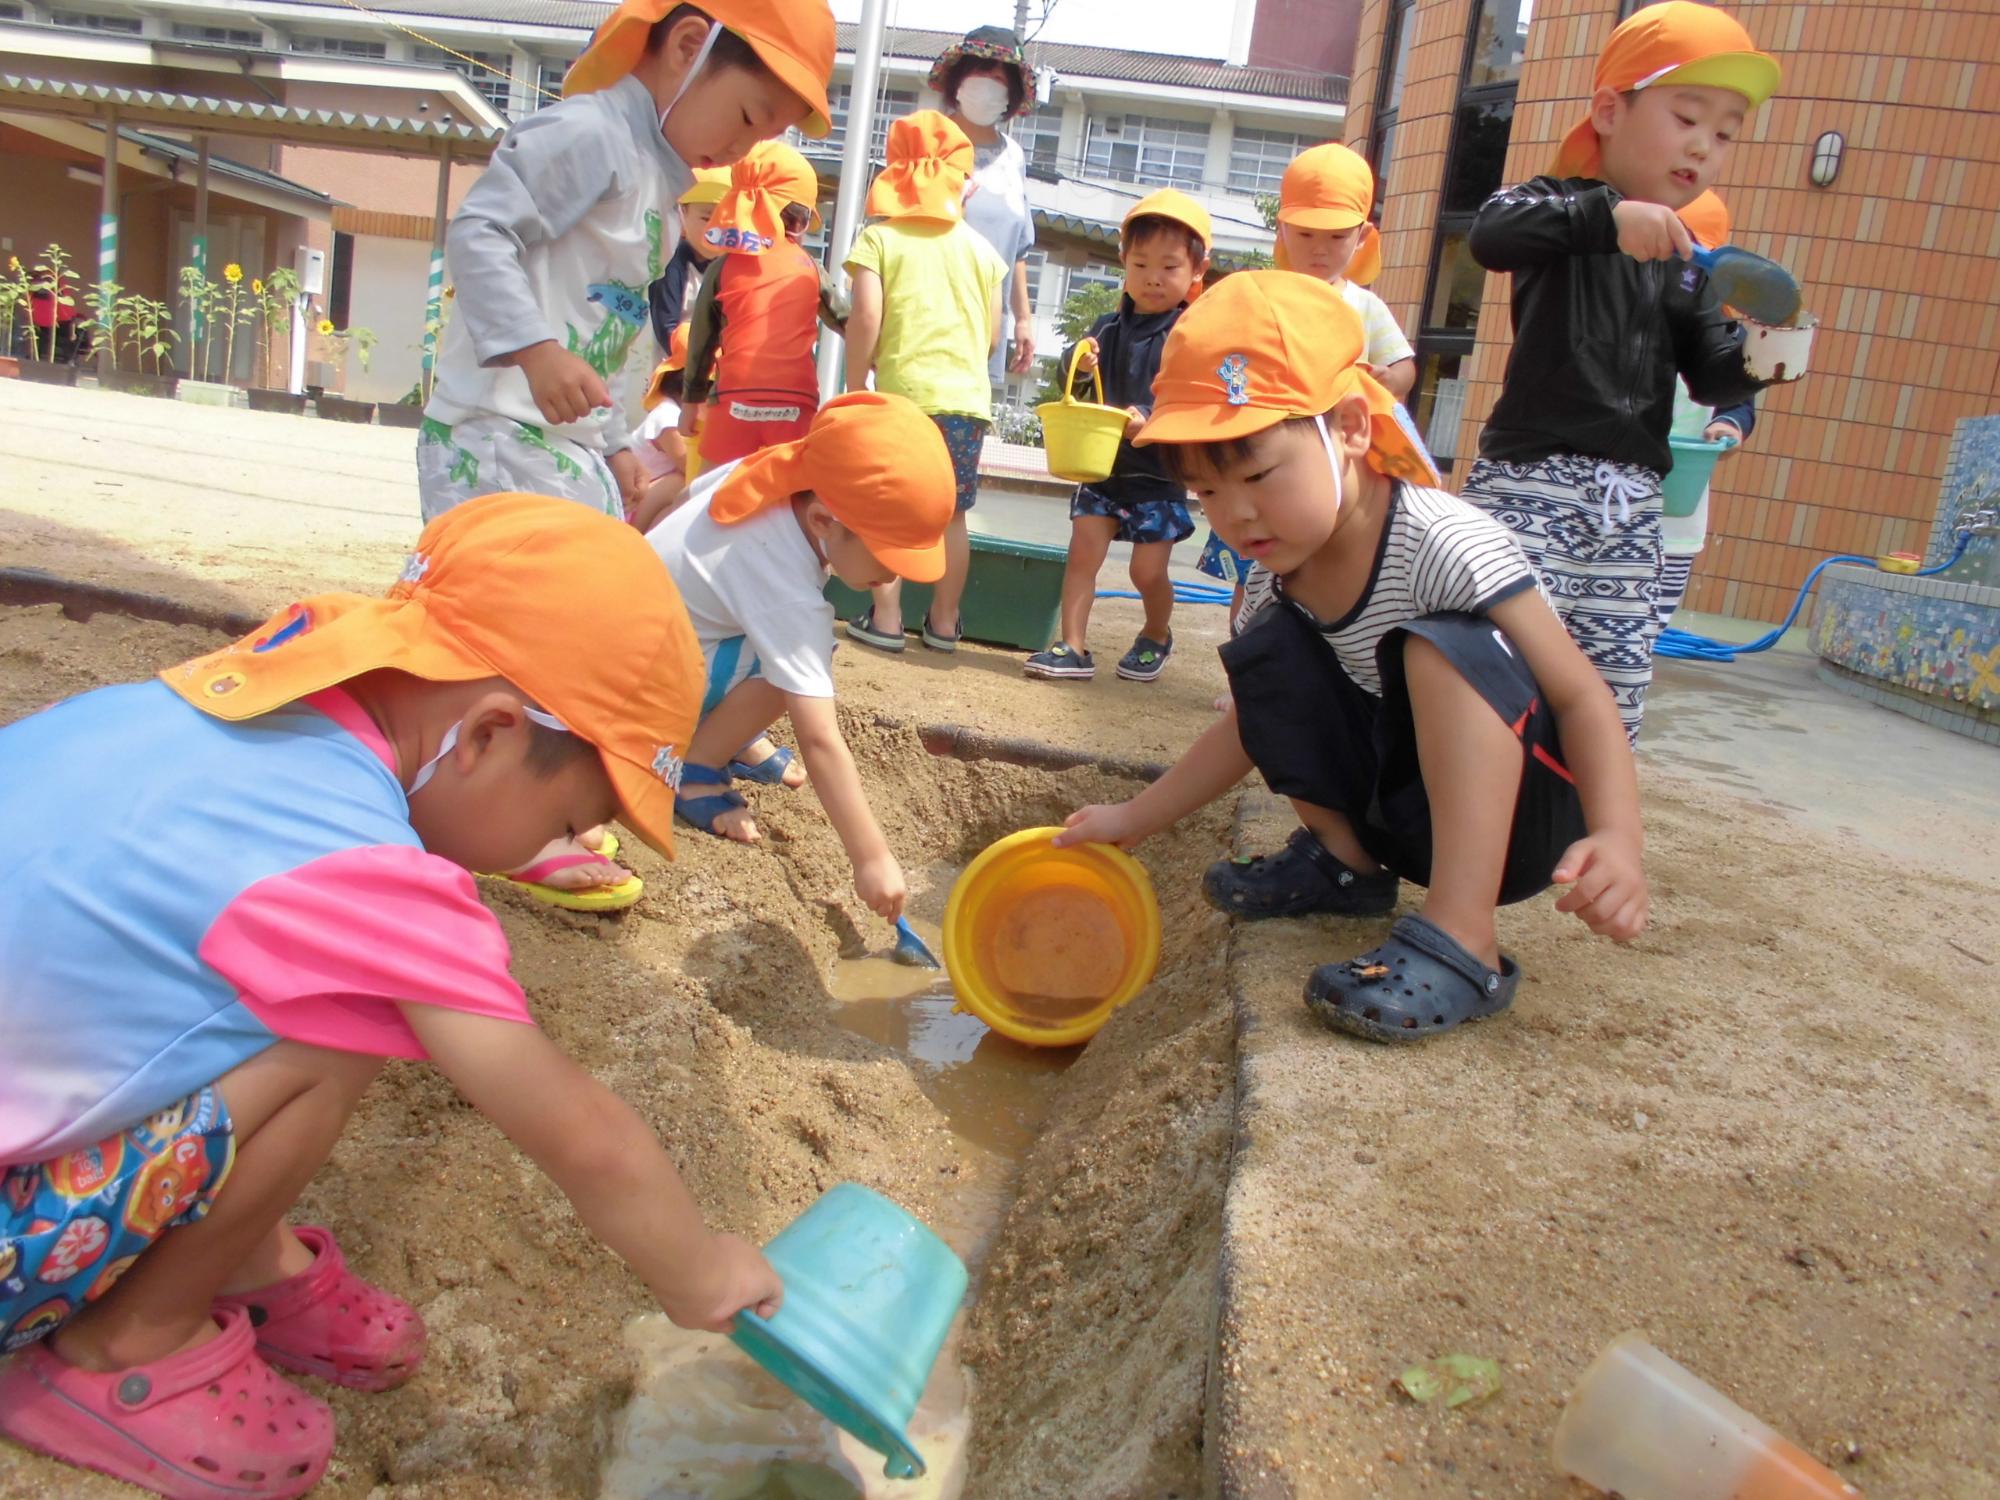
[928,25,1039,385]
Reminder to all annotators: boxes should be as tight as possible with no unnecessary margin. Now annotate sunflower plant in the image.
[216,262,252,383]
[177,263,221,379]
[1,254,33,361]
[251,267,301,388]
[81,280,123,372]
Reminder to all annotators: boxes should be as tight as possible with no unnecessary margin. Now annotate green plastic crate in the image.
[824,531,1066,652]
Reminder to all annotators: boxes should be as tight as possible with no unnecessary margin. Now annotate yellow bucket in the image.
[941,827,1162,1049]
[1036,342,1132,484]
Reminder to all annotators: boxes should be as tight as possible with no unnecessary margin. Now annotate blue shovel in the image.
[890,916,941,969]
[1691,244,1801,327]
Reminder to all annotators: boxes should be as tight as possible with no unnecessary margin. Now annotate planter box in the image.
[102,369,180,399]
[824,532,1066,652]
[376,402,427,430]
[0,355,18,379]
[246,387,308,416]
[177,379,237,408]
[18,360,79,388]
[316,395,377,424]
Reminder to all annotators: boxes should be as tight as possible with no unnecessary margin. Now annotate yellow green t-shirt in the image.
[844,219,1008,420]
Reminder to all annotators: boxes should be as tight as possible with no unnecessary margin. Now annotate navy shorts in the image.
[1070,485,1196,546]
[932,414,987,513]
[1222,604,1586,904]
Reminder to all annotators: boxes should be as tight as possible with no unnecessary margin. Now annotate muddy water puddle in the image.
[602,898,1074,1499]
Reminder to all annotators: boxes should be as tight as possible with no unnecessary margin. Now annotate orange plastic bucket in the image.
[940,828,1161,1048]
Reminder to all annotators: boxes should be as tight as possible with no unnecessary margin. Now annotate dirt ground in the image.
[0,604,1238,1500]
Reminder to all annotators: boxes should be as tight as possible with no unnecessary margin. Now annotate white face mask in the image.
[406,706,572,796]
[659,22,720,138]
[955,75,1011,127]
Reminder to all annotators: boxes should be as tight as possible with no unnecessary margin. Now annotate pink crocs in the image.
[0,1304,332,1500]
[213,1225,425,1393]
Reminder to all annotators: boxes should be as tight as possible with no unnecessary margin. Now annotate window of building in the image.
[1366,0,1417,203]
[825,82,920,158]
[328,231,356,331]
[171,21,263,45]
[1228,126,1312,194]
[1082,113,1208,190]
[1009,102,1064,170]
[1465,0,1533,88]
[289,34,388,59]
[1022,248,1049,306]
[1425,232,1484,331]
[1065,260,1123,303]
[51,10,143,31]
[416,44,513,114]
[1440,94,1515,213]
[534,59,571,108]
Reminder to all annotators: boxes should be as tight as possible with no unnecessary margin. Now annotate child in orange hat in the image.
[631,322,696,531]
[0,495,783,1497]
[644,391,957,921]
[1060,272,1648,1045]
[679,141,848,468]
[1025,189,1211,686]
[419,0,834,905]
[1460,0,1784,746]
[840,111,1010,657]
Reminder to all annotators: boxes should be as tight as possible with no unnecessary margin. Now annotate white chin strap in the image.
[1314,412,1346,519]
[659,23,721,134]
[407,706,571,796]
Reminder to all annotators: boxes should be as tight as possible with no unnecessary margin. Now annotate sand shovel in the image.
[1691,244,1802,326]
[890,916,941,969]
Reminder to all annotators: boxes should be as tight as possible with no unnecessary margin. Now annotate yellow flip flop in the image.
[492,835,642,913]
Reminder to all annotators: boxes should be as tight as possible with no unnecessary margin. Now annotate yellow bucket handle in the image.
[1061,339,1107,409]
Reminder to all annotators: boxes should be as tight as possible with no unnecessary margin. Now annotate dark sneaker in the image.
[1023,643,1096,680]
[1202,826,1399,919]
[845,609,905,653]
[1116,633,1174,682]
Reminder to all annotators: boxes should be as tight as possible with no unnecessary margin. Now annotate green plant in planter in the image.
[123,296,178,376]
[216,262,254,384]
[82,281,123,372]
[315,318,378,379]
[178,264,222,379]
[252,267,301,389]
[1,254,32,361]
[32,243,80,362]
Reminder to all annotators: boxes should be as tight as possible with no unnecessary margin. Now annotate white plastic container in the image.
[1741,313,1817,384]
[1553,1333,1862,1499]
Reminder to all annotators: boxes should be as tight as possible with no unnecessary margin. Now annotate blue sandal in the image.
[1304,914,1520,1044]
[728,745,797,786]
[673,762,749,837]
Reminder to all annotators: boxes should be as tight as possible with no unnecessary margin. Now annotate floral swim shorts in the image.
[1,1088,236,1351]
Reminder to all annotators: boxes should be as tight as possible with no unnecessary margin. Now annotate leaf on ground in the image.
[1395,1353,1503,1408]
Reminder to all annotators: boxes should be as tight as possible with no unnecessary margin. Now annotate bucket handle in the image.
[1060,339,1107,409]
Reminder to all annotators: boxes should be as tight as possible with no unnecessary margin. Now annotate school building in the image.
[0,0,1354,406]
[1342,0,2000,624]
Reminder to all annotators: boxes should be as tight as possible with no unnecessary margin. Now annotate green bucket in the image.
[1662,435,1732,518]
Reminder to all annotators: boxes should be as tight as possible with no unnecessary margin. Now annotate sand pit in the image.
[0,603,1237,1500]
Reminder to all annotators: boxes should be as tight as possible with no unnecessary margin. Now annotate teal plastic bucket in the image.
[1662,436,1732,518]
[730,1183,967,1479]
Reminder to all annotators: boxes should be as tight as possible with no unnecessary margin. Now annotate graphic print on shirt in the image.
[419,416,480,488]
[570,280,650,380]
[645,208,665,282]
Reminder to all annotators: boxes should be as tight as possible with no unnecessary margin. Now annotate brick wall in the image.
[1349,0,2000,624]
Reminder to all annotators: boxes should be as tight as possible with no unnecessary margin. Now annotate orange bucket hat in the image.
[1135,270,1439,487]
[708,391,956,582]
[643,323,692,410]
[564,0,836,139]
[865,111,975,224]
[704,140,823,253]
[1553,1,1780,178]
[160,494,704,858]
[1273,142,1381,285]
[1678,188,1730,246]
[1122,189,1213,303]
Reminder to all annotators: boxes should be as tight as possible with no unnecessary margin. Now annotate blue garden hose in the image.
[1656,531,1971,663]
[1096,581,1236,606]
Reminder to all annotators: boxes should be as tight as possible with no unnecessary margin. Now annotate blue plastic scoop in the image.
[1691,244,1801,326]
[891,916,941,969]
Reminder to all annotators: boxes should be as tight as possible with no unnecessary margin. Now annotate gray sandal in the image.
[1304,913,1519,1043]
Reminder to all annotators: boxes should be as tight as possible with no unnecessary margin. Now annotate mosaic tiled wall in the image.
[1811,569,2000,715]
[1927,414,2000,585]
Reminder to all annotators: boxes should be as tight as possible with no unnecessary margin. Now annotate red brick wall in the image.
[1248,0,1367,82]
[1348,0,2000,624]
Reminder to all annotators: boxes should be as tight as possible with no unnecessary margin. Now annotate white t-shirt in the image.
[1340,281,1416,372]
[632,399,681,482]
[1236,482,1539,697]
[645,461,837,699]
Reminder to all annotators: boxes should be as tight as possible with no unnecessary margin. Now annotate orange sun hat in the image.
[160,494,704,859]
[679,165,732,207]
[1553,1,1780,178]
[708,391,956,582]
[564,0,836,139]
[704,139,823,254]
[1273,142,1382,285]
[865,110,975,224]
[1135,271,1439,486]
[1121,189,1214,303]
[1678,188,1730,247]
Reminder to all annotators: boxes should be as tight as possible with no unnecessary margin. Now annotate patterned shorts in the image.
[931,414,989,513]
[2,1089,236,1351]
[1071,485,1195,547]
[1196,529,1252,584]
[416,414,623,524]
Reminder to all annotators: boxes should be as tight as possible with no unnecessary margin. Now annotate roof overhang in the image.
[2,110,335,216]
